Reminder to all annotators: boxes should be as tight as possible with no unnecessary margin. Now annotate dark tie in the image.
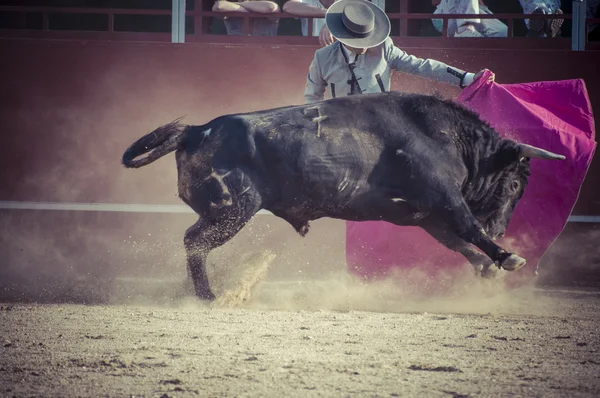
[348,54,362,95]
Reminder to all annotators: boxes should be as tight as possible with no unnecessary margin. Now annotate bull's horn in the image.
[518,143,566,160]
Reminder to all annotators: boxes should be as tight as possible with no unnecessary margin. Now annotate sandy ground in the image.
[1,257,600,398]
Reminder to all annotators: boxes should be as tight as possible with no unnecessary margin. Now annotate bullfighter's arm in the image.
[304,55,327,103]
[384,37,476,88]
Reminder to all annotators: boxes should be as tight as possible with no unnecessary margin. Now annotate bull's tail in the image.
[122,117,187,168]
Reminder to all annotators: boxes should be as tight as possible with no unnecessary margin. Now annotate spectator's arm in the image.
[213,1,249,12]
[213,0,279,13]
[238,0,280,13]
[304,55,327,103]
[283,0,327,16]
[319,24,334,46]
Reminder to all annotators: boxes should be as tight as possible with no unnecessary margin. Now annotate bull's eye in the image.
[510,180,520,192]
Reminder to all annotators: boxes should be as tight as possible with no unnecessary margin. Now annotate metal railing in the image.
[0,0,598,50]
[0,5,173,41]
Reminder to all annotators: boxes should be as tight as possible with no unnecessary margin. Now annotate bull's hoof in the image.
[500,254,526,271]
[196,290,216,301]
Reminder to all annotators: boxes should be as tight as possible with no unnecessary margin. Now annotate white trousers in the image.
[432,0,507,37]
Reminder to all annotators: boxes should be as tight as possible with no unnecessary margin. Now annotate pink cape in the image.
[345,70,596,286]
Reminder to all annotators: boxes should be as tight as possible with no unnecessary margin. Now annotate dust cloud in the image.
[1,199,594,320]
[225,260,555,317]
[91,213,581,319]
[104,236,563,320]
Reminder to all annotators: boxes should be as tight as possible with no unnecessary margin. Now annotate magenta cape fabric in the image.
[345,70,597,283]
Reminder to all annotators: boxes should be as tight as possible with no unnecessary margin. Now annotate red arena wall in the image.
[1,38,599,299]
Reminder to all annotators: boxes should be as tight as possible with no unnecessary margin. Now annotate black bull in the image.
[122,92,565,300]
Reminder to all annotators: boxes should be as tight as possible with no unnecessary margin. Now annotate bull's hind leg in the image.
[184,174,262,300]
[184,220,227,300]
[184,220,214,300]
[185,213,259,300]
[433,200,525,272]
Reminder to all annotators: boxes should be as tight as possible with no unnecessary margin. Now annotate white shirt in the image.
[340,43,360,63]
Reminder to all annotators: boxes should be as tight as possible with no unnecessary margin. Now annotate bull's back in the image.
[188,93,477,207]
[238,105,377,205]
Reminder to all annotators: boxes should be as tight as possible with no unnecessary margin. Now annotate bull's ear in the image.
[495,144,523,168]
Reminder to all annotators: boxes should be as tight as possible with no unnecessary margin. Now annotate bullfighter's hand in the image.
[474,69,495,83]
[319,25,335,47]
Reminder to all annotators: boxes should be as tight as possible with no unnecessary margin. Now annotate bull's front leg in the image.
[418,216,500,278]
[434,200,526,272]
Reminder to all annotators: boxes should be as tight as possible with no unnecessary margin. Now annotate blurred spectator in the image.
[429,0,572,38]
[561,0,600,39]
[283,0,384,46]
[213,0,281,36]
[431,0,507,37]
[518,1,563,37]
[584,0,600,34]
[283,0,334,45]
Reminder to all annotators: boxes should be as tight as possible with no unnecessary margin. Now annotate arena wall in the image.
[1,39,599,301]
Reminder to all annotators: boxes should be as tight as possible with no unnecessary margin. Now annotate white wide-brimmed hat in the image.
[325,0,391,48]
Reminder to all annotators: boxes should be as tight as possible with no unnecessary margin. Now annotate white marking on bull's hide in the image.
[252,119,271,129]
[310,108,326,138]
[239,185,251,196]
[347,184,362,201]
[396,149,405,155]
[211,168,232,178]
[338,169,350,192]
[338,178,349,192]
[203,128,212,138]
[237,174,250,196]
[391,198,406,203]
[440,130,450,135]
